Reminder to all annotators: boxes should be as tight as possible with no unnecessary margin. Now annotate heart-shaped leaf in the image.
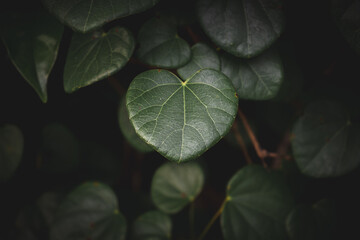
[0,124,24,181]
[132,210,172,240]
[1,11,63,102]
[291,100,360,178]
[136,17,191,68]
[64,26,134,93]
[221,165,294,240]
[126,69,238,162]
[38,123,79,174]
[118,96,153,153]
[42,0,160,33]
[286,200,336,240]
[220,48,284,100]
[151,162,204,214]
[197,0,285,58]
[177,43,220,80]
[50,182,126,240]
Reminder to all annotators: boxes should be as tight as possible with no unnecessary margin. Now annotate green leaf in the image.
[220,48,284,100]
[126,69,238,162]
[1,11,63,102]
[118,96,154,153]
[332,0,360,54]
[221,165,294,240]
[41,0,160,33]
[64,26,134,93]
[38,123,79,174]
[136,17,191,68]
[291,100,360,178]
[0,124,24,181]
[197,0,285,58]
[50,182,126,240]
[132,210,172,240]
[151,162,204,214]
[286,199,336,240]
[177,43,220,80]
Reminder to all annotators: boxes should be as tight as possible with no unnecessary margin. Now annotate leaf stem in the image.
[231,120,252,164]
[197,198,227,240]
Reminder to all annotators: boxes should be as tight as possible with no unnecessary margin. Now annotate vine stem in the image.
[231,120,252,164]
[107,76,125,96]
[197,198,228,240]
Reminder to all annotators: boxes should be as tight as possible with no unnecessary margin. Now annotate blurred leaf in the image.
[151,162,204,214]
[126,69,238,162]
[38,123,79,174]
[1,10,63,102]
[132,210,171,240]
[50,182,126,240]
[220,48,284,100]
[136,17,191,68]
[41,0,160,33]
[197,0,284,58]
[64,26,134,93]
[177,43,220,80]
[0,124,23,181]
[118,96,153,153]
[221,165,294,240]
[291,100,360,177]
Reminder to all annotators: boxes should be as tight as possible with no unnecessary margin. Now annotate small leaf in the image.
[136,17,191,68]
[126,69,238,162]
[1,10,63,102]
[0,124,24,181]
[64,27,134,93]
[38,123,79,174]
[291,100,360,178]
[221,165,294,240]
[197,0,285,58]
[220,48,284,100]
[42,0,160,33]
[50,182,126,240]
[151,162,204,214]
[177,43,220,80]
[132,210,172,240]
[118,96,153,153]
[286,199,336,240]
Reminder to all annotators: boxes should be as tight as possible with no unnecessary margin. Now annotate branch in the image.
[107,76,125,96]
[231,120,252,164]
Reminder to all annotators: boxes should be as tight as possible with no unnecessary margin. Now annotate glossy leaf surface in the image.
[177,43,220,80]
[64,27,134,93]
[137,18,191,68]
[0,125,23,181]
[220,48,284,100]
[291,101,360,177]
[197,0,284,58]
[42,0,160,33]
[126,69,238,162]
[118,97,153,153]
[151,162,204,214]
[132,210,171,240]
[50,182,126,240]
[221,165,294,240]
[1,11,63,102]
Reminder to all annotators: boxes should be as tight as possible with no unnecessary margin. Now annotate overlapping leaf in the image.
[126,69,238,162]
[64,27,134,93]
[0,124,23,181]
[1,11,63,102]
[197,0,285,58]
[42,0,160,33]
[291,100,360,177]
[220,48,284,100]
[221,165,294,240]
[132,211,172,240]
[151,162,204,214]
[136,17,191,68]
[50,182,126,240]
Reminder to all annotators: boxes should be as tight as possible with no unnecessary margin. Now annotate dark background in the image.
[1,0,360,239]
